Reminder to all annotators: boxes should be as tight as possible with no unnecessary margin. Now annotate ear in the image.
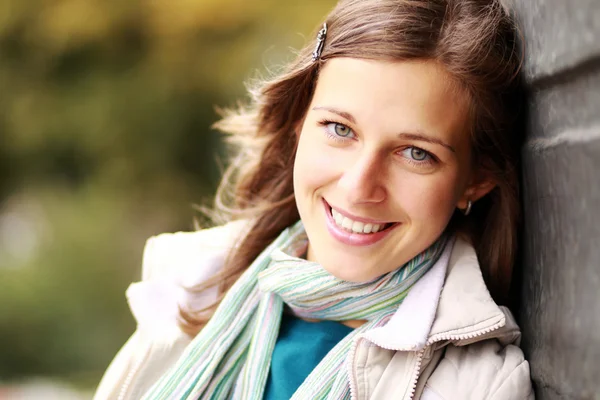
[456,173,496,211]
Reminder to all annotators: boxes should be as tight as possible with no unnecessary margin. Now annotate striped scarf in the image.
[142,221,448,400]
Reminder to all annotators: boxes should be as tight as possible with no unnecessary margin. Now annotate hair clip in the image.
[312,23,328,62]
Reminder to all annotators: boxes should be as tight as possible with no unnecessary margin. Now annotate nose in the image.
[337,150,387,205]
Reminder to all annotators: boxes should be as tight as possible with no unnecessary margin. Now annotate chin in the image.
[317,256,380,283]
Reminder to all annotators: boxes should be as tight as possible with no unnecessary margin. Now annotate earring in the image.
[463,200,472,216]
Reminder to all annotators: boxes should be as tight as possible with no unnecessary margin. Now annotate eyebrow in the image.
[312,106,457,153]
[397,132,456,154]
[313,106,357,124]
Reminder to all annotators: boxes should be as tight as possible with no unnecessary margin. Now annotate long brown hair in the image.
[180,0,524,336]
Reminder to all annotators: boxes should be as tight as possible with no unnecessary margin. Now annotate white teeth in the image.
[330,208,387,234]
[333,209,344,225]
[351,221,364,233]
[342,217,353,230]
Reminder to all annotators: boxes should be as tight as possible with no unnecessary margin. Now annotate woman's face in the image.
[294,58,483,282]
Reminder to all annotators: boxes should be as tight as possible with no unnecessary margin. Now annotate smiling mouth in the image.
[328,206,396,234]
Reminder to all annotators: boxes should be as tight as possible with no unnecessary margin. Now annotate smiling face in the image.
[293,58,483,282]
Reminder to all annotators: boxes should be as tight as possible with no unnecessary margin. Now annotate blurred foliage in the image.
[0,0,336,389]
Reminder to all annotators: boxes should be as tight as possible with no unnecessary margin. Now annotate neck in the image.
[299,316,367,329]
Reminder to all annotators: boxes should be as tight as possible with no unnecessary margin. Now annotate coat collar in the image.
[363,237,517,351]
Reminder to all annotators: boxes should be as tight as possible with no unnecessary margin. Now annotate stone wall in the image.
[509,0,600,398]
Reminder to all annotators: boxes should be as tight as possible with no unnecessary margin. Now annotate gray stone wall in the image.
[509,0,600,399]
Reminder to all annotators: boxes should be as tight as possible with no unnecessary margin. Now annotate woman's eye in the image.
[401,147,432,162]
[327,122,355,138]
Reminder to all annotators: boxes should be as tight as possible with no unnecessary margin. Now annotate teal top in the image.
[264,312,354,400]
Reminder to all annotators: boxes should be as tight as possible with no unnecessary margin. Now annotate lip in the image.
[327,201,391,225]
[322,199,399,246]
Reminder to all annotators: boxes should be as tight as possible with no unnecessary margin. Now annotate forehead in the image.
[311,58,471,151]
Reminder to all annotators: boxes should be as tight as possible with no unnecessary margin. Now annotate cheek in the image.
[293,128,338,193]
[393,171,460,222]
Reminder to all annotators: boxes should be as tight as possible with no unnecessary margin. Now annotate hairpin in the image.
[312,23,328,62]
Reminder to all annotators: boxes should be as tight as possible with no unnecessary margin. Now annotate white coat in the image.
[94,221,534,399]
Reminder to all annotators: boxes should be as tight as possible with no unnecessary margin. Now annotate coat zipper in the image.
[407,349,425,399]
[347,337,362,400]
[349,318,505,400]
[117,349,148,400]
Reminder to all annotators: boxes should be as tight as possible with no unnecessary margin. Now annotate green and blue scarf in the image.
[142,221,447,400]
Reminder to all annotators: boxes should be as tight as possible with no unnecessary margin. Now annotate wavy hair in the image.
[180,0,524,336]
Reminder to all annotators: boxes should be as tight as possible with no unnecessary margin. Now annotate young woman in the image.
[95,0,534,399]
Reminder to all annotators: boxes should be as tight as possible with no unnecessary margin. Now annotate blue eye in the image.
[410,147,428,160]
[327,122,355,138]
[401,147,433,162]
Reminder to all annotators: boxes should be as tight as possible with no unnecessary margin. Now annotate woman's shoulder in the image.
[94,220,252,400]
[125,219,250,333]
[422,239,534,398]
[425,331,534,399]
[425,290,533,399]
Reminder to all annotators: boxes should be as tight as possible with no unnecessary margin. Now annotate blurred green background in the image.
[0,0,336,396]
